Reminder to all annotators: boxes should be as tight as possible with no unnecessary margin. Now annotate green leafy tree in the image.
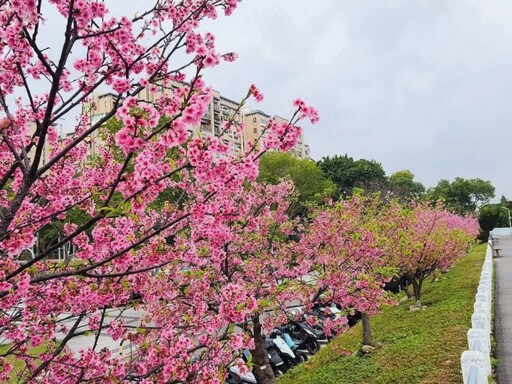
[499,196,512,214]
[477,201,511,240]
[478,205,508,232]
[317,154,387,196]
[258,152,335,209]
[427,177,495,215]
[388,170,425,201]
[500,195,510,206]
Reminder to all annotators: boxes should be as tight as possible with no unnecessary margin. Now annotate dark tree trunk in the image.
[403,280,413,298]
[361,312,373,346]
[251,316,276,384]
[404,285,413,298]
[411,279,422,306]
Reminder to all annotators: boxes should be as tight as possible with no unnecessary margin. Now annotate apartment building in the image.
[87,86,245,157]
[27,121,61,167]
[85,85,309,159]
[200,89,244,156]
[84,93,118,158]
[244,110,309,159]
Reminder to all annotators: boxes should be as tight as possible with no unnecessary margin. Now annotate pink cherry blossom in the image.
[249,83,264,102]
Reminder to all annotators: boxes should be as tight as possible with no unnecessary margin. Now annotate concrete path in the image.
[59,307,144,359]
[491,228,512,383]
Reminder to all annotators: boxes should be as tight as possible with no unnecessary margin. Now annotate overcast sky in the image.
[35,1,512,199]
[196,0,512,199]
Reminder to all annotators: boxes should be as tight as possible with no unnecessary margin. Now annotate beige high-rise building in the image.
[27,121,62,168]
[243,110,309,159]
[84,93,117,158]
[85,85,309,160]
[199,89,244,156]
[87,86,245,157]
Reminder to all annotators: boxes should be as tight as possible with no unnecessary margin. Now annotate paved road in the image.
[60,301,311,361]
[58,307,142,359]
[491,228,512,384]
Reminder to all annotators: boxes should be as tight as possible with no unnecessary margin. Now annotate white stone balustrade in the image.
[467,328,491,374]
[475,292,489,304]
[471,313,490,334]
[461,242,493,384]
[474,301,489,315]
[461,351,489,384]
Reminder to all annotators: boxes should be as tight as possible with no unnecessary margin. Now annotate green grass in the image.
[0,343,49,383]
[279,243,486,384]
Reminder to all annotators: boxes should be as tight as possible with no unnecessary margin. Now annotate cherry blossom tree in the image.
[302,196,479,347]
[209,181,312,384]
[296,196,396,347]
[404,203,479,305]
[0,1,322,382]
[377,201,480,307]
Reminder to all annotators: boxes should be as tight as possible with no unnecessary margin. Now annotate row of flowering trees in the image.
[0,1,479,383]
[299,197,479,348]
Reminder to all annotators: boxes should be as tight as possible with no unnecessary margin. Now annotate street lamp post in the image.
[501,207,512,235]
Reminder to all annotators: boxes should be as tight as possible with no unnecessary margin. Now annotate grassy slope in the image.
[279,243,486,384]
[0,343,48,383]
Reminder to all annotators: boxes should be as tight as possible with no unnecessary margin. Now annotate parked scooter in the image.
[286,313,322,354]
[311,302,361,329]
[269,332,297,370]
[293,308,329,342]
[310,302,345,339]
[269,329,308,369]
[275,324,316,357]
[225,350,257,384]
[264,336,287,375]
[226,366,258,384]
